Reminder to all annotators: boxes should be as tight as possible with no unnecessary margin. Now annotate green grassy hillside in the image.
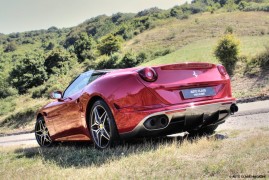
[142,35,269,66]
[0,6,269,135]
[125,11,269,55]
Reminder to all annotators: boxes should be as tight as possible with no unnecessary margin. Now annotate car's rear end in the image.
[119,62,238,138]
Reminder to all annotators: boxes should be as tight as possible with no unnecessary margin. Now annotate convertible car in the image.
[35,62,238,149]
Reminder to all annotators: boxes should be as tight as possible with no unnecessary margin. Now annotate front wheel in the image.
[35,117,53,147]
[89,100,119,149]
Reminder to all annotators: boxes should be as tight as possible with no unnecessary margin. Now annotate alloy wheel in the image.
[90,105,111,149]
[35,118,52,147]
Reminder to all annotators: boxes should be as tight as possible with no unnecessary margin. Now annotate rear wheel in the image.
[35,117,53,147]
[89,100,119,149]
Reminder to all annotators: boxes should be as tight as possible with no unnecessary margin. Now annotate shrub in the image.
[9,53,48,94]
[214,34,240,74]
[98,34,122,55]
[118,52,139,68]
[154,48,172,57]
[44,49,78,76]
[74,32,96,61]
[0,65,17,98]
[30,85,48,98]
[4,42,17,52]
[224,0,238,11]
[96,54,120,69]
[246,46,269,72]
[238,1,249,10]
[136,52,148,64]
[46,42,55,50]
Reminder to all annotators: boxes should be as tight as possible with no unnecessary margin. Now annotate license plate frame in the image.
[181,87,216,99]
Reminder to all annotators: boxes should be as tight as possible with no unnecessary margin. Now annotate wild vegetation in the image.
[0,128,268,179]
[0,0,269,134]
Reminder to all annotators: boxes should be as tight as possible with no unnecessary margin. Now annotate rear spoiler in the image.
[158,63,215,70]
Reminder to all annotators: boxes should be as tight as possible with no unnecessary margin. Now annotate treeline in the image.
[0,0,269,100]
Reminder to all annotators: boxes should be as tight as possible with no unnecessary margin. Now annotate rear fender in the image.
[81,72,164,133]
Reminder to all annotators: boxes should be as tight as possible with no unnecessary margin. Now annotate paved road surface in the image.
[0,100,269,147]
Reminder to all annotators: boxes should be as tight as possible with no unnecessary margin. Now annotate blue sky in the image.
[0,0,188,34]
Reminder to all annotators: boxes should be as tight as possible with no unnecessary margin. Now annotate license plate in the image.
[181,87,215,99]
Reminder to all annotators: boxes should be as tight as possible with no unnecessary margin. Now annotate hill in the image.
[0,1,269,134]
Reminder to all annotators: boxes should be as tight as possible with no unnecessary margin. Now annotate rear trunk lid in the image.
[137,63,232,105]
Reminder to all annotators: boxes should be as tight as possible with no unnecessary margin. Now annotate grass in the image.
[142,35,269,66]
[125,11,269,55]
[0,95,50,135]
[0,129,268,179]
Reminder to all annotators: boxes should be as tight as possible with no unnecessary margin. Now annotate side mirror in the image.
[50,91,62,99]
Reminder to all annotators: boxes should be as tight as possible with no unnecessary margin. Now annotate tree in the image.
[10,53,48,94]
[74,32,96,61]
[118,52,139,68]
[0,63,17,98]
[4,42,17,52]
[214,34,240,74]
[98,34,122,55]
[44,49,78,76]
[46,42,55,50]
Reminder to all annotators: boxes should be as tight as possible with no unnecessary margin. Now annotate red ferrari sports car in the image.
[35,62,238,149]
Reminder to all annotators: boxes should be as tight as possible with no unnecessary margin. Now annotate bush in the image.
[243,2,269,12]
[154,48,172,57]
[30,85,48,98]
[245,46,269,75]
[214,34,240,74]
[46,42,55,50]
[136,52,148,64]
[98,34,122,55]
[238,1,249,10]
[0,64,17,98]
[9,53,48,94]
[224,0,238,11]
[118,52,139,68]
[96,54,120,69]
[4,42,17,52]
[44,49,78,76]
[74,32,96,61]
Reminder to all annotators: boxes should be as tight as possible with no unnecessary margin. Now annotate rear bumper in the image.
[119,99,237,139]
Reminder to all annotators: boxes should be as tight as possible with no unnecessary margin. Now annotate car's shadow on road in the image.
[14,132,223,168]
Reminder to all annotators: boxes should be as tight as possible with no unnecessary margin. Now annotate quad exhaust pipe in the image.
[230,104,238,114]
[144,115,169,130]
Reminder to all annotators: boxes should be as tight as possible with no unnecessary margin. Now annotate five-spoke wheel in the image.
[89,100,118,149]
[35,117,53,147]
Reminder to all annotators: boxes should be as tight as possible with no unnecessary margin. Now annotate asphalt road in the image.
[0,100,269,147]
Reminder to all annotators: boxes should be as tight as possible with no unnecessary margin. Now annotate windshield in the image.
[63,70,94,98]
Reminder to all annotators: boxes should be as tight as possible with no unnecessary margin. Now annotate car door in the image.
[51,71,93,140]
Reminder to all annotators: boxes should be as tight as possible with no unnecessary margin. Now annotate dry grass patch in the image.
[125,11,269,54]
[0,95,50,135]
[0,129,268,179]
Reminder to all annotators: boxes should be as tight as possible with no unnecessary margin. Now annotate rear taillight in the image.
[217,65,227,76]
[138,67,158,82]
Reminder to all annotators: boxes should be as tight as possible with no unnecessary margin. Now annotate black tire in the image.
[35,117,53,147]
[189,124,219,136]
[89,100,119,149]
